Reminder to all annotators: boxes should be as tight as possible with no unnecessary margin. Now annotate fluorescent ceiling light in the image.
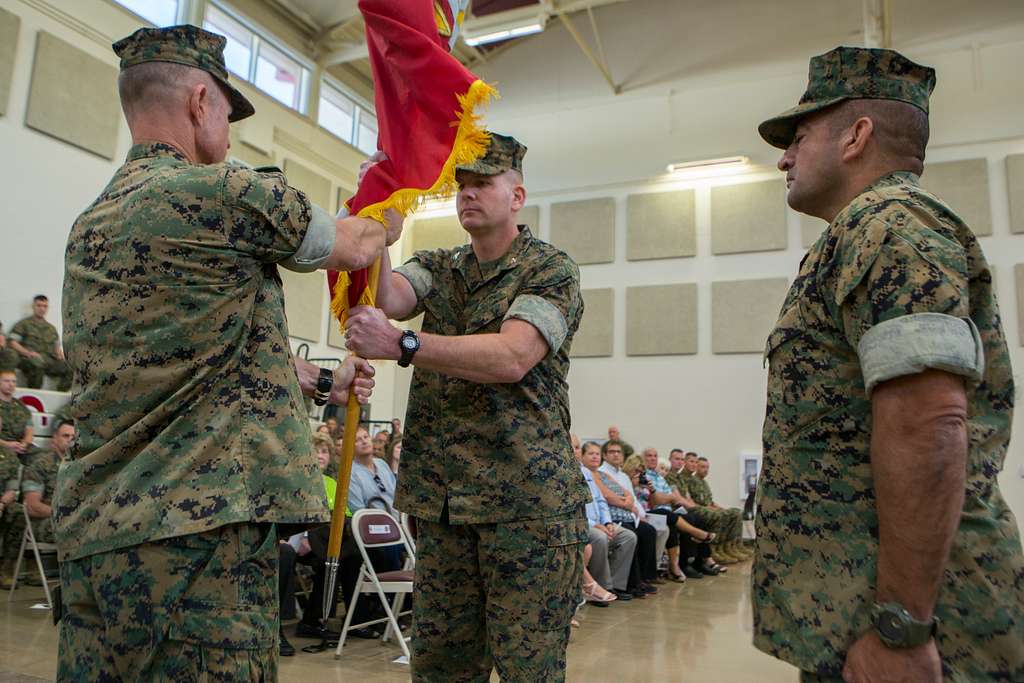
[666,156,749,174]
[463,6,547,47]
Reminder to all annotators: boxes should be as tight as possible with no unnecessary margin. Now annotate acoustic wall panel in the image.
[283,159,332,208]
[406,214,467,260]
[712,278,789,354]
[626,284,697,356]
[327,317,345,350]
[801,214,828,248]
[280,268,326,343]
[710,180,787,254]
[920,159,992,236]
[1016,264,1024,347]
[231,140,274,169]
[0,8,19,116]
[25,31,119,159]
[626,190,696,261]
[571,288,614,358]
[1008,155,1024,235]
[550,198,615,265]
[519,205,540,232]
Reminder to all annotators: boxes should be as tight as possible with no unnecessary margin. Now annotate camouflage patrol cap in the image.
[113,25,255,122]
[456,132,527,176]
[758,46,935,149]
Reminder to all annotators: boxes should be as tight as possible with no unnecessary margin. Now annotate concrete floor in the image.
[1,561,798,682]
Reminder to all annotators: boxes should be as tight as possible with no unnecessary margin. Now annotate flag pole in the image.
[322,255,383,641]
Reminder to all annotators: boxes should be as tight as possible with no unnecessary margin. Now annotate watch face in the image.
[878,612,906,641]
[402,336,418,350]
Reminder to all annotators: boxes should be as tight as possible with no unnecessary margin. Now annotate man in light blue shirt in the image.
[578,450,636,600]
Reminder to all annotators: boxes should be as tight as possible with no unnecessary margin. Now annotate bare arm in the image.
[592,474,630,509]
[324,210,402,272]
[8,339,35,357]
[344,306,550,384]
[373,246,419,321]
[293,356,375,405]
[872,368,967,619]
[648,490,674,507]
[23,490,50,519]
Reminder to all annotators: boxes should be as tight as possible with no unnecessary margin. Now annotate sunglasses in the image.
[373,474,386,493]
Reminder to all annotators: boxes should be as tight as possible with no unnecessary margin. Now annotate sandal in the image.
[666,569,687,584]
[583,579,617,603]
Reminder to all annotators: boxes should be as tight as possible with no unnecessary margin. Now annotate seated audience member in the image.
[585,440,658,596]
[605,448,669,581]
[286,433,348,642]
[641,447,720,580]
[569,436,622,607]
[0,422,17,573]
[0,419,74,588]
[0,324,19,373]
[324,416,339,438]
[0,370,36,464]
[371,430,390,462]
[338,426,403,637]
[693,455,750,562]
[387,437,402,476]
[574,437,637,601]
[316,423,332,435]
[8,295,71,391]
[664,449,736,565]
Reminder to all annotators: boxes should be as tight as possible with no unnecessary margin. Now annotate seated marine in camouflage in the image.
[8,295,71,391]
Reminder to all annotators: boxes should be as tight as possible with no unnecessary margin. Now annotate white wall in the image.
[0,0,404,421]
[465,2,1024,531]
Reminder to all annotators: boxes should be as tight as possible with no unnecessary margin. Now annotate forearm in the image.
[328,216,386,271]
[649,491,673,507]
[872,372,968,620]
[22,429,33,447]
[9,340,30,356]
[27,500,51,518]
[413,331,532,384]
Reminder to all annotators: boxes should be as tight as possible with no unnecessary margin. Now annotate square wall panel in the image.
[1008,155,1024,235]
[0,8,19,116]
[710,180,787,255]
[25,31,120,159]
[712,278,790,354]
[571,288,614,357]
[920,158,991,236]
[519,205,540,232]
[626,189,696,261]
[230,138,274,169]
[800,213,827,248]
[1016,264,1024,347]
[625,283,697,356]
[279,268,326,343]
[550,198,616,265]
[405,214,467,261]
[283,159,332,209]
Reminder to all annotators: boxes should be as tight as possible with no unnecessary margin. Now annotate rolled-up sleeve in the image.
[504,255,581,355]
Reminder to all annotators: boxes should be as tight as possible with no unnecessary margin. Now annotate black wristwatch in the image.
[313,367,333,406]
[872,602,938,649]
[398,330,420,368]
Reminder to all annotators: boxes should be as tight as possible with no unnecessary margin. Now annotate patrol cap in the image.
[113,24,255,123]
[758,46,935,150]
[456,132,527,176]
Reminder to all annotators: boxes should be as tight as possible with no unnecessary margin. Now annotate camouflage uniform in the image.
[394,134,589,682]
[0,324,19,373]
[0,396,32,457]
[754,47,1024,681]
[19,448,60,544]
[9,316,71,391]
[57,25,337,682]
[687,472,743,545]
[0,447,18,564]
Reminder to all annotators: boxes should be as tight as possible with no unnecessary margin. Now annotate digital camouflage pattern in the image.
[0,397,31,445]
[394,226,588,523]
[688,473,743,545]
[58,522,278,681]
[59,142,329,562]
[412,511,586,682]
[0,324,19,372]
[113,25,254,122]
[758,46,936,149]
[755,171,1024,680]
[10,316,71,390]
[19,448,60,544]
[455,132,527,176]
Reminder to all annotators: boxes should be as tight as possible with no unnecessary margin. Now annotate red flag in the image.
[327,0,496,325]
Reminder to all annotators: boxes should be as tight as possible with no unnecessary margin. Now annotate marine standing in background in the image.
[754,46,1024,682]
[344,134,589,682]
[8,295,71,391]
[56,25,395,681]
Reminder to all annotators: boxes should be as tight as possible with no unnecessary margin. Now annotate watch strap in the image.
[873,602,938,648]
[313,367,333,406]
[398,330,419,368]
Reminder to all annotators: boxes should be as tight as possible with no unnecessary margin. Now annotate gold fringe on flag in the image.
[330,79,499,327]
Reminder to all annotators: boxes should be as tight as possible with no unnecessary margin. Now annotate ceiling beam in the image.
[320,42,370,66]
[862,0,892,48]
[556,9,619,94]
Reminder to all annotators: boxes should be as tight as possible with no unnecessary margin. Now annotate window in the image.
[255,43,304,110]
[203,5,252,78]
[356,111,378,155]
[319,80,378,153]
[203,2,311,114]
[112,0,179,26]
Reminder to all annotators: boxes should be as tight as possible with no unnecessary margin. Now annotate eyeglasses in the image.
[373,474,386,493]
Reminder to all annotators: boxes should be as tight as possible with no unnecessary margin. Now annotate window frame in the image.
[318,75,378,153]
[108,0,186,26]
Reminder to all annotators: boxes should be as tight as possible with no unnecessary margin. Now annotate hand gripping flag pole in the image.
[320,0,495,644]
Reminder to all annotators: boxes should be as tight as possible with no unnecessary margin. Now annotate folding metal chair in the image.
[8,502,58,608]
[399,511,417,555]
[334,508,415,659]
